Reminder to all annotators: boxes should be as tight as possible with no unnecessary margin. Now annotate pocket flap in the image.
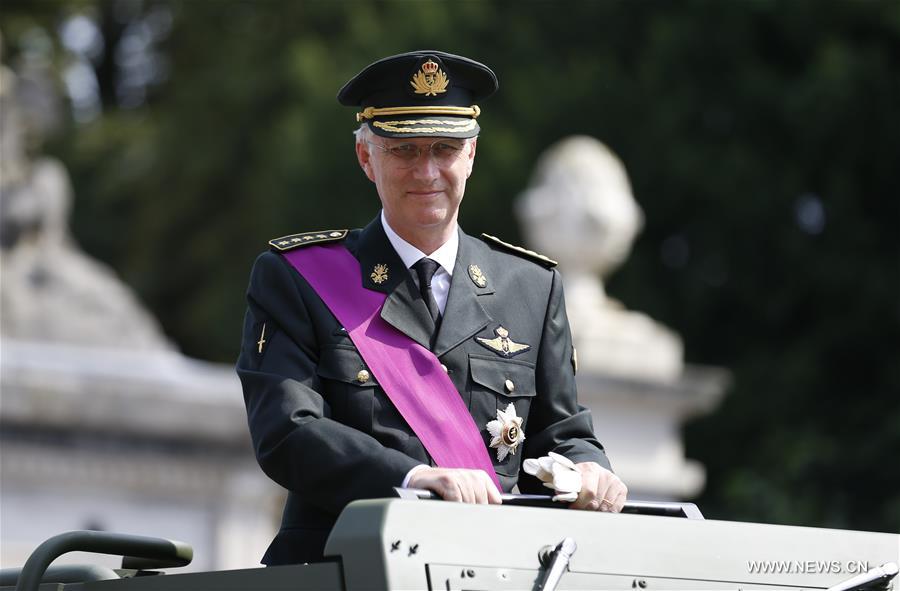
[469,356,535,397]
[316,346,378,387]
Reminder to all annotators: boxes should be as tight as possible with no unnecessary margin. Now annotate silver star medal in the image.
[486,403,525,461]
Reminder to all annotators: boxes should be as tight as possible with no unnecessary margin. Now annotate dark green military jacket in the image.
[237,216,609,565]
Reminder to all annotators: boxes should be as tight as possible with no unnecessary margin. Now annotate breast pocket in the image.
[468,355,536,476]
[315,345,378,432]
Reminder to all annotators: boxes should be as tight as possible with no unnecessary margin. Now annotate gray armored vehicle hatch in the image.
[2,497,898,591]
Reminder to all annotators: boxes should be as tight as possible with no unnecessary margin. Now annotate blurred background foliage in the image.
[2,0,898,533]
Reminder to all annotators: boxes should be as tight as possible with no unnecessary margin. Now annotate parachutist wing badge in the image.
[476,326,531,358]
[506,341,530,355]
[477,335,504,352]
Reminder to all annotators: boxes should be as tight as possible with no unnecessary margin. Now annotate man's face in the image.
[357,134,477,237]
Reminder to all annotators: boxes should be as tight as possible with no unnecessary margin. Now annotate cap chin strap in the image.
[356,105,480,122]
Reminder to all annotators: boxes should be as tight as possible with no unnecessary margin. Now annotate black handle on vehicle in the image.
[0,564,119,587]
[14,530,192,591]
[394,487,704,519]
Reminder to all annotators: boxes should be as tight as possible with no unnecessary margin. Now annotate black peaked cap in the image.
[338,50,498,139]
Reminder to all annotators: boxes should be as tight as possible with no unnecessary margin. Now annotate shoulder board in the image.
[269,229,349,251]
[480,233,558,268]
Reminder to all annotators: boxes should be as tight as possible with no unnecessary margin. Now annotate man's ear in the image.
[356,139,376,182]
[465,138,477,178]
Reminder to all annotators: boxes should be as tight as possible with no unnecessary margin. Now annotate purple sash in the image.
[282,244,501,489]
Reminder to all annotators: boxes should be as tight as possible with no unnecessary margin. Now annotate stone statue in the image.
[0,56,172,350]
[0,40,284,571]
[515,136,682,381]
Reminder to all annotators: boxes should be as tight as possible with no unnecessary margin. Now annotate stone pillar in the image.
[516,136,728,500]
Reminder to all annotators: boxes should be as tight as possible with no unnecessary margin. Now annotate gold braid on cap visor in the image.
[372,119,478,133]
[356,105,481,123]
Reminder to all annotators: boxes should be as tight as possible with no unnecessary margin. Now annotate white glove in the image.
[523,452,582,502]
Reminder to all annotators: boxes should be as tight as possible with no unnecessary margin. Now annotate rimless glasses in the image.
[366,140,467,169]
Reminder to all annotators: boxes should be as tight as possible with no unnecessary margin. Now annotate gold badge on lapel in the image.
[370,264,389,284]
[468,264,487,288]
[476,326,531,358]
[410,59,449,97]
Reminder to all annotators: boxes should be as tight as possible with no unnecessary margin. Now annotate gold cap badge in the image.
[410,59,449,97]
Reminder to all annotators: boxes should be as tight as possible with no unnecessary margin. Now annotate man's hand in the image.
[408,467,503,505]
[570,462,627,512]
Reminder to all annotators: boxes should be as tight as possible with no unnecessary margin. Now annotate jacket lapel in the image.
[432,230,494,357]
[351,217,434,349]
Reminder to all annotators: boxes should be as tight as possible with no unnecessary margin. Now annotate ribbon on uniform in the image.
[282,244,501,489]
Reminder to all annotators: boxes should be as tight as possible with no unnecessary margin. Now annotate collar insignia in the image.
[476,326,531,358]
[486,402,525,461]
[410,59,449,97]
[370,263,389,284]
[468,264,487,288]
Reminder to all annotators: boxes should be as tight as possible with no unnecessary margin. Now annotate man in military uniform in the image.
[237,50,627,565]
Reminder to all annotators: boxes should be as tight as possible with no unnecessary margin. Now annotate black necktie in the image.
[412,257,442,328]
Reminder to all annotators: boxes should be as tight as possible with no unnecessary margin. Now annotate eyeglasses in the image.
[366,140,466,168]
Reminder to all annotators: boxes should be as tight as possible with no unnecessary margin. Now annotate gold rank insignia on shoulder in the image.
[480,233,558,268]
[410,59,449,97]
[370,263,389,284]
[476,326,531,358]
[268,229,348,252]
[468,264,487,288]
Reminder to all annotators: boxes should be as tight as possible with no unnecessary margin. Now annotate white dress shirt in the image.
[380,210,457,315]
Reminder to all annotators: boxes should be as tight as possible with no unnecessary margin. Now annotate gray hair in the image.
[354,123,372,144]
